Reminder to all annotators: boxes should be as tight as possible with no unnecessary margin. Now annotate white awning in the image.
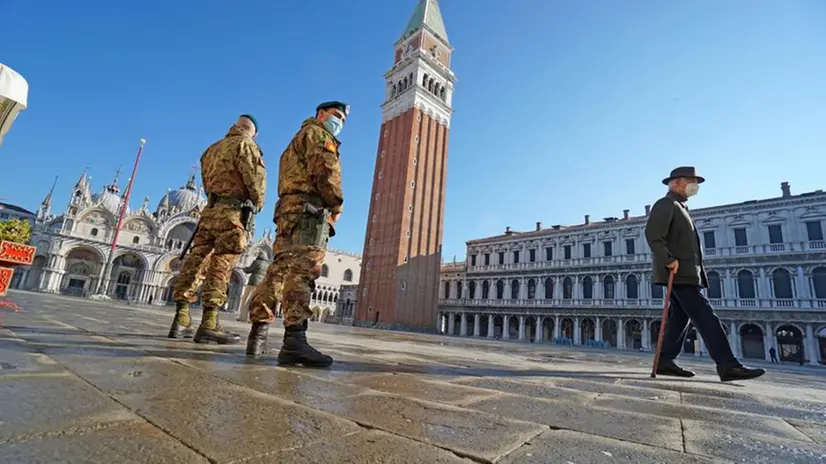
[0,64,28,108]
[0,63,28,147]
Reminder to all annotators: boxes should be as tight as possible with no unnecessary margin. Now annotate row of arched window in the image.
[312,290,338,304]
[443,268,826,301]
[389,72,447,102]
[319,264,354,282]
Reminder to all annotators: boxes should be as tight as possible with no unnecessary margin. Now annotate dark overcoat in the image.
[644,192,708,287]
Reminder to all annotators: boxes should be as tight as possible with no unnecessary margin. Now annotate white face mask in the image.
[685,182,700,197]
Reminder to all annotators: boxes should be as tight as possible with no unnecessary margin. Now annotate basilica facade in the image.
[10,168,361,316]
[438,182,826,366]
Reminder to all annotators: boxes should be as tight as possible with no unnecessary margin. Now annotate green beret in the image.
[240,114,258,134]
[316,101,350,117]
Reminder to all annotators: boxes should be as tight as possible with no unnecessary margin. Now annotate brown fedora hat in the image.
[662,166,705,185]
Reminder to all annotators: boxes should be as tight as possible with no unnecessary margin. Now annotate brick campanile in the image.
[355,0,455,332]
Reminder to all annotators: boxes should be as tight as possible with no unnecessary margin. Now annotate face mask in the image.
[324,116,343,137]
[685,182,700,197]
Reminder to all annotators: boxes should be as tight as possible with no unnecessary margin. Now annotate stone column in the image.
[697,333,707,357]
[764,321,774,360]
[573,317,581,345]
[796,266,809,300]
[459,313,468,336]
[618,318,625,349]
[642,320,651,351]
[518,316,526,341]
[595,317,602,342]
[535,318,542,343]
[473,314,481,337]
[553,316,561,339]
[502,316,510,340]
[806,324,819,365]
[447,313,455,335]
[487,317,495,339]
[729,321,740,357]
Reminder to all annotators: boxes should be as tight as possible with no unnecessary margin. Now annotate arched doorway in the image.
[649,320,662,350]
[111,252,146,300]
[25,255,47,290]
[561,318,574,340]
[524,316,537,342]
[479,315,490,337]
[493,315,504,339]
[776,325,804,363]
[541,317,554,343]
[625,320,642,350]
[581,318,595,344]
[739,323,765,360]
[817,327,826,365]
[61,247,104,296]
[602,319,618,348]
[507,316,519,339]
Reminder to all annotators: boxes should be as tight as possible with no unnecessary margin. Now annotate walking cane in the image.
[651,268,677,378]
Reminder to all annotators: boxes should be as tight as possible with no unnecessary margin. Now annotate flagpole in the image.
[95,138,146,296]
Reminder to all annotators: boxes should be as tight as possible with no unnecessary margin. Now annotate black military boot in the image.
[277,320,333,368]
[168,302,195,339]
[246,322,269,358]
[193,308,241,345]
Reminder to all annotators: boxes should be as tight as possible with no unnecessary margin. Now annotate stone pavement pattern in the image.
[1,291,826,463]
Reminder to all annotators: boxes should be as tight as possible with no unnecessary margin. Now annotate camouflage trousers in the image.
[172,206,248,310]
[173,253,213,304]
[248,213,326,327]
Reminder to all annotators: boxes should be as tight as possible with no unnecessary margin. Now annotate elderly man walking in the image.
[645,166,765,382]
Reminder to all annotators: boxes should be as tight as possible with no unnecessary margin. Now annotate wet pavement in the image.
[2,290,826,463]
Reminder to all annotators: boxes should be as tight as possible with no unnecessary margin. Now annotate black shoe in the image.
[246,322,269,358]
[277,321,333,368]
[718,364,766,382]
[656,360,696,378]
[193,324,242,345]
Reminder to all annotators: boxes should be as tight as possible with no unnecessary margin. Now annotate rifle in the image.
[180,223,199,260]
[303,203,333,247]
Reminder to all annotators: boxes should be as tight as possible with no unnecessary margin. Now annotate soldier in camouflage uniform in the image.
[168,252,213,339]
[167,114,267,344]
[245,101,347,367]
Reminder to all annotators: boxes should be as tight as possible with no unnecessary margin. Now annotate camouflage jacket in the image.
[201,125,267,212]
[275,118,343,217]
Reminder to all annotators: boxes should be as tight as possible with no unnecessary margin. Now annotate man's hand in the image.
[667,260,679,274]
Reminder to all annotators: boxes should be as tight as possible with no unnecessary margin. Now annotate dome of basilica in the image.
[157,174,207,212]
[92,186,127,215]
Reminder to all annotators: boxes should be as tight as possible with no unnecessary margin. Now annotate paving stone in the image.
[619,378,743,399]
[115,384,359,462]
[304,392,546,463]
[0,421,208,463]
[349,373,496,405]
[0,374,137,440]
[500,429,716,464]
[680,392,772,415]
[0,338,65,377]
[201,362,367,405]
[453,377,599,403]
[592,395,807,439]
[248,429,475,463]
[50,355,224,399]
[683,419,826,463]
[542,378,681,402]
[465,393,683,451]
[788,419,826,445]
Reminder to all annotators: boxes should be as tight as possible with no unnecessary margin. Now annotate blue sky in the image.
[2,0,825,262]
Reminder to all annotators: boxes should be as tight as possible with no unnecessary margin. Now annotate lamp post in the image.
[95,138,146,297]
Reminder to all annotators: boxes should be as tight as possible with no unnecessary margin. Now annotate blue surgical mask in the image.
[324,116,343,137]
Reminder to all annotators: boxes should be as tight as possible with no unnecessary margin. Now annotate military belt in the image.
[207,193,245,208]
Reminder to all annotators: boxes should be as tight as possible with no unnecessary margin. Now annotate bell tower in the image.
[355,0,455,331]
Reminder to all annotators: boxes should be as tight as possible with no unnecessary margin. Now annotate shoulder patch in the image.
[324,138,337,153]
